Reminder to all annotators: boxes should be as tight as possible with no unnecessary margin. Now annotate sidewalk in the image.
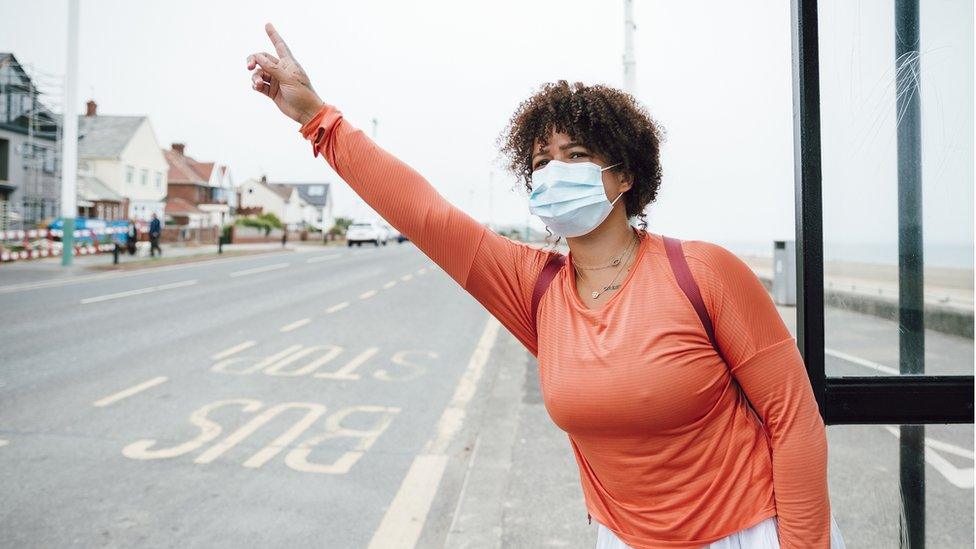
[0,242,303,287]
[443,324,595,549]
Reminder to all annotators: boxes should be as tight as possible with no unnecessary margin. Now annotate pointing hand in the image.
[246,23,324,125]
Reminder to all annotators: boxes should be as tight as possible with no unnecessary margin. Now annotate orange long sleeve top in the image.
[299,103,832,549]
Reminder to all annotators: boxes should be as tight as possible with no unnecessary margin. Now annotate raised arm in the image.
[247,23,557,353]
[682,241,832,549]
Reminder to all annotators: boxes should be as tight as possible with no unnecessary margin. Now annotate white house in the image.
[239,177,298,228]
[77,100,167,221]
[269,181,334,231]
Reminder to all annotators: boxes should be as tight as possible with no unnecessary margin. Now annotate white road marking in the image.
[0,439,8,447]
[325,302,349,314]
[81,279,197,304]
[881,426,973,488]
[382,280,397,289]
[229,263,289,278]
[368,317,501,549]
[93,376,168,407]
[280,318,312,332]
[416,268,426,275]
[400,274,413,282]
[359,290,378,300]
[825,348,899,375]
[307,254,340,264]
[211,341,256,361]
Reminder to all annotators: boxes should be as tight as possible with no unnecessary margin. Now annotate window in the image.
[126,165,134,184]
[155,171,162,189]
[140,168,148,186]
[0,139,8,181]
[308,185,325,196]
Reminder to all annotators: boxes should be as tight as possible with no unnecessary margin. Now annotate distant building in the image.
[268,181,334,232]
[164,196,208,228]
[239,176,308,229]
[77,174,126,220]
[0,53,61,229]
[163,142,236,227]
[77,100,168,221]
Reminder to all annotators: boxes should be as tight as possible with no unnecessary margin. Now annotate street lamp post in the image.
[61,0,80,266]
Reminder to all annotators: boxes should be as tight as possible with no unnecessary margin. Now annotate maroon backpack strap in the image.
[662,235,726,364]
[531,253,567,336]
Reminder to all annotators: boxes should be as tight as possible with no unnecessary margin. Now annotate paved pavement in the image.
[0,241,971,548]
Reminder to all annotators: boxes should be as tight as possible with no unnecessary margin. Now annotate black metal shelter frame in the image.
[790,1,974,546]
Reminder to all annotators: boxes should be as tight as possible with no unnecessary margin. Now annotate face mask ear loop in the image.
[609,190,626,207]
[601,162,622,172]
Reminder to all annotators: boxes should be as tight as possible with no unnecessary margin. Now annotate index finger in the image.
[265,22,292,59]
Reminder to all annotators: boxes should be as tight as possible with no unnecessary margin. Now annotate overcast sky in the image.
[1,0,972,263]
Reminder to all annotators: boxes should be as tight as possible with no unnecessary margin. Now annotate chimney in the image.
[85,100,97,117]
[171,143,185,155]
[260,175,268,184]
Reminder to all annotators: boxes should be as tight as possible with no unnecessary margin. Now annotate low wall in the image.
[755,274,973,338]
[160,226,218,245]
[227,225,309,244]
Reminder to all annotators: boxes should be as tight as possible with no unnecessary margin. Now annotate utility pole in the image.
[623,0,637,94]
[61,0,80,266]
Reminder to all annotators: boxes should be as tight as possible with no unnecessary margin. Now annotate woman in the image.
[247,23,846,549]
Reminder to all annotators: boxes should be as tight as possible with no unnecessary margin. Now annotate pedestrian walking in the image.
[247,23,847,549]
[126,220,138,256]
[149,213,162,258]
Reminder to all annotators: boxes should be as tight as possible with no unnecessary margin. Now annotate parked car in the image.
[346,221,387,247]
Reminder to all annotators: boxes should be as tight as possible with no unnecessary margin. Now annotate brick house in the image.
[163,143,236,228]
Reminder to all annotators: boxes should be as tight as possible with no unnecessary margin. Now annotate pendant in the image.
[591,291,600,299]
[611,258,620,266]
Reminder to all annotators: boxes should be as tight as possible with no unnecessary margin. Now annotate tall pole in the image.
[61,0,80,266]
[622,0,636,93]
[895,0,925,546]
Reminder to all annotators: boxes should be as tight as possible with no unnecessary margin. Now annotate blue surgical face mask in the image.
[528,160,624,237]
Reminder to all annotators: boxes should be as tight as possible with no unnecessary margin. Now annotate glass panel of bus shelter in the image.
[828,423,973,547]
[817,0,974,379]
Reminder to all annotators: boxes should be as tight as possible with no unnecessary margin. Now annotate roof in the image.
[269,182,331,207]
[164,148,212,185]
[77,115,145,158]
[0,53,60,138]
[268,183,295,201]
[77,175,123,202]
[165,196,204,215]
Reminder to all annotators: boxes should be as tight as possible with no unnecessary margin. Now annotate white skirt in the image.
[595,513,847,549]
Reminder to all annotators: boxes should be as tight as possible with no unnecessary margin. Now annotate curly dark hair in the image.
[498,80,665,242]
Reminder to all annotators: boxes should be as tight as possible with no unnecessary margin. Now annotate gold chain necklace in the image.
[573,235,638,270]
[573,233,639,299]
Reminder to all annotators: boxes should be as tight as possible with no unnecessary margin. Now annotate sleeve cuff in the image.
[298,103,335,158]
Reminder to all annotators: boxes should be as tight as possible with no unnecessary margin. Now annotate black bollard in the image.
[218,236,223,254]
[113,243,120,264]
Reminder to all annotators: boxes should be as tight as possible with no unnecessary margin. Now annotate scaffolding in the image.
[0,57,62,231]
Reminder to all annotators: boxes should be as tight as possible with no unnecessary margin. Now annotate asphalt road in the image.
[0,243,511,548]
[0,243,972,548]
